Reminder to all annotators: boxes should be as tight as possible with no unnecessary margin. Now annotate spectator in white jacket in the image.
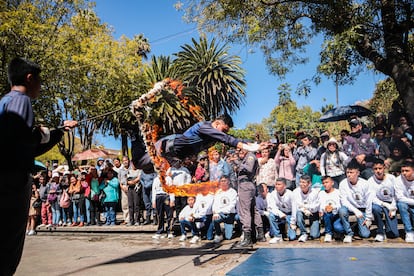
[266,178,296,243]
[291,175,321,242]
[319,176,343,242]
[211,176,237,243]
[395,159,414,242]
[368,158,399,242]
[178,196,201,243]
[338,160,373,243]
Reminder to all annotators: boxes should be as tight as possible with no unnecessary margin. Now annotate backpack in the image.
[59,189,71,208]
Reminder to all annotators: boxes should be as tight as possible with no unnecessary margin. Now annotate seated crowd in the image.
[28,114,414,245]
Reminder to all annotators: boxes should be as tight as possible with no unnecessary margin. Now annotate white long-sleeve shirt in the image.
[318,189,341,215]
[151,176,175,204]
[212,188,237,214]
[178,205,195,221]
[267,189,293,218]
[167,166,192,186]
[395,175,414,206]
[339,177,372,219]
[193,194,214,218]
[368,173,397,207]
[291,186,321,224]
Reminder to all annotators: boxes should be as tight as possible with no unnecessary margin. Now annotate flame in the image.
[162,181,220,197]
[133,78,215,195]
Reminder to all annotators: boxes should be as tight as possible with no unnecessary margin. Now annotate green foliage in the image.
[178,0,414,126]
[370,78,399,115]
[174,36,246,119]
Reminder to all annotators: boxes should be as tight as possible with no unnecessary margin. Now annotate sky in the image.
[92,0,386,149]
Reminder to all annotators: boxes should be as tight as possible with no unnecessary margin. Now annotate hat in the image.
[52,162,58,167]
[52,172,60,178]
[97,157,104,162]
[320,131,330,138]
[324,137,340,148]
[197,152,208,161]
[349,118,361,128]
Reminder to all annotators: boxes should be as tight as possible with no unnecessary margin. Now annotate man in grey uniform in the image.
[236,149,265,248]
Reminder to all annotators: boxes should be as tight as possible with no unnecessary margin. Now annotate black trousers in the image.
[0,172,31,276]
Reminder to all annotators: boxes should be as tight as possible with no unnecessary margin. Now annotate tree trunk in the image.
[391,63,414,127]
[121,131,128,157]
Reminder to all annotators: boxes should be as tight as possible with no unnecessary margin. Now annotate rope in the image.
[57,104,131,129]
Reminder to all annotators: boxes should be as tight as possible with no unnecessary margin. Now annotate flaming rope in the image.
[131,79,220,196]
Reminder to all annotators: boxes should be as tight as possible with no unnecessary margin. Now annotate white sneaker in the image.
[343,235,353,243]
[152,234,162,240]
[265,232,271,239]
[179,234,187,242]
[190,236,201,244]
[298,234,308,242]
[167,233,174,239]
[374,234,385,242]
[37,224,46,228]
[213,235,223,243]
[324,234,332,243]
[27,230,36,236]
[405,232,414,243]
[269,236,283,244]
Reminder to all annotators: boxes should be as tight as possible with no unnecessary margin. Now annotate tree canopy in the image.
[178,0,414,125]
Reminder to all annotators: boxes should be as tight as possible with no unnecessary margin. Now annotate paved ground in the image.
[15,224,414,276]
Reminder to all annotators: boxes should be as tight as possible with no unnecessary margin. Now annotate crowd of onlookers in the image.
[27,112,414,245]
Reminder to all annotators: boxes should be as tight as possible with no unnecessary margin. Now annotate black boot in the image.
[144,214,151,225]
[152,215,158,225]
[256,227,266,242]
[235,231,253,248]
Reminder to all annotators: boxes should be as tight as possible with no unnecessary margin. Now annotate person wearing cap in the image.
[96,157,105,177]
[131,114,270,173]
[194,152,209,183]
[338,160,373,243]
[342,118,376,179]
[320,137,351,188]
[316,131,330,160]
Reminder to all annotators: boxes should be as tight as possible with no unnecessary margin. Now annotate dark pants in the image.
[238,181,263,232]
[127,187,141,224]
[90,199,101,225]
[155,194,173,234]
[0,172,31,276]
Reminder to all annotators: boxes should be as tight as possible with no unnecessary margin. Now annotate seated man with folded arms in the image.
[266,178,296,243]
[319,176,343,242]
[395,159,414,243]
[368,158,399,242]
[338,160,373,243]
[211,176,238,243]
[291,175,321,242]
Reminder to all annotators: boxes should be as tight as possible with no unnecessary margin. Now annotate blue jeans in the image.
[269,213,296,240]
[338,206,370,238]
[372,203,399,238]
[196,215,213,240]
[73,201,84,223]
[51,201,61,225]
[104,202,117,225]
[179,219,198,236]
[212,213,235,240]
[84,198,91,224]
[323,212,343,234]
[142,185,153,216]
[297,211,320,238]
[397,201,414,233]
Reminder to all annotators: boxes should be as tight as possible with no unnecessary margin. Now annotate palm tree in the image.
[174,36,246,119]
